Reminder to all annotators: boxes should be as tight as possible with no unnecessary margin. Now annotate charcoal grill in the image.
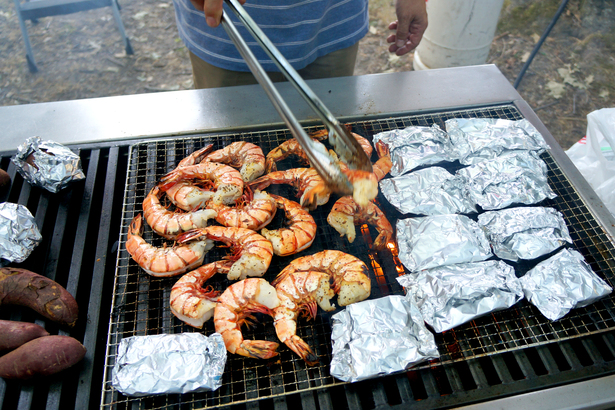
[1,65,614,410]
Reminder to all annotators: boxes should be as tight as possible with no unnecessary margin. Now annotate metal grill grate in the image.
[101,104,615,409]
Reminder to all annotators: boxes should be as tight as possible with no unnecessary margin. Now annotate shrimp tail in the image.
[285,335,319,366]
[248,175,271,192]
[176,228,206,243]
[129,213,144,236]
[237,340,279,360]
[265,158,277,174]
[158,171,181,192]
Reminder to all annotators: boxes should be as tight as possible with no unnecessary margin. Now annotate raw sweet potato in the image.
[0,335,86,379]
[0,320,49,352]
[0,268,79,327]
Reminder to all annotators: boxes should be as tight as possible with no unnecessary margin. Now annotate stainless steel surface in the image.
[0,65,519,153]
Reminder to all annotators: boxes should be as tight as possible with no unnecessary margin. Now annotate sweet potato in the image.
[0,320,49,352]
[0,335,86,379]
[0,268,79,327]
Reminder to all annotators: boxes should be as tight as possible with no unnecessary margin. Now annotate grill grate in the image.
[101,104,615,409]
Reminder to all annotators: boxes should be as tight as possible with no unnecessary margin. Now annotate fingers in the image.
[388,0,428,56]
[203,0,224,27]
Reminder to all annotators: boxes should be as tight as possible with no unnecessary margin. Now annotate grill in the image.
[1,103,615,410]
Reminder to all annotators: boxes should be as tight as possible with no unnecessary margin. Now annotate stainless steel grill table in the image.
[1,65,614,410]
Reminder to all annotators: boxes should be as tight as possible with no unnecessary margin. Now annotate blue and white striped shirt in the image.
[173,0,369,72]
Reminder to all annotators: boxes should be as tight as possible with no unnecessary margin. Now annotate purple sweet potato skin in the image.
[0,335,86,379]
[0,268,79,327]
[0,320,49,351]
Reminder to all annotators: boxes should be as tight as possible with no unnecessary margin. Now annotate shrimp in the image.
[372,140,392,182]
[249,168,330,210]
[214,278,280,359]
[142,186,217,239]
[170,261,231,328]
[351,132,373,158]
[340,167,379,208]
[207,187,277,230]
[125,214,213,277]
[273,271,335,365]
[177,226,274,281]
[261,195,317,256]
[327,196,393,251]
[159,161,244,205]
[273,250,371,307]
[203,141,266,182]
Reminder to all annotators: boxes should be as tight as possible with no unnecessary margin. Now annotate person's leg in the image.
[297,42,359,80]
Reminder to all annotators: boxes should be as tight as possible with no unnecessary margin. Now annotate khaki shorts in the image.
[189,42,359,89]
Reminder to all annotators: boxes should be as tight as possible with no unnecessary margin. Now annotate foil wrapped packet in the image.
[380,166,476,215]
[12,137,85,193]
[0,202,42,265]
[372,125,456,176]
[447,118,549,165]
[330,295,439,383]
[456,150,556,210]
[478,206,572,261]
[397,260,523,333]
[520,248,613,321]
[396,214,492,272]
[112,333,227,396]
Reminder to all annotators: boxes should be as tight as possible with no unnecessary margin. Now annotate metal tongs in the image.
[220,0,372,196]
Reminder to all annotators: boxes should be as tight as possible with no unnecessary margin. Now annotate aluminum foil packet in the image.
[520,248,613,321]
[397,260,523,333]
[478,206,572,261]
[0,202,42,266]
[372,125,456,176]
[396,214,492,272]
[380,166,476,215]
[330,295,439,383]
[456,150,556,210]
[447,118,549,165]
[112,333,227,396]
[11,137,85,193]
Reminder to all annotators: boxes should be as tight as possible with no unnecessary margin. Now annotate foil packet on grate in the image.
[519,248,613,321]
[379,166,476,215]
[446,118,549,165]
[111,333,226,396]
[397,260,524,333]
[371,125,456,177]
[396,214,492,272]
[478,206,572,262]
[456,150,556,210]
[330,295,439,383]
[11,137,85,193]
[0,202,42,266]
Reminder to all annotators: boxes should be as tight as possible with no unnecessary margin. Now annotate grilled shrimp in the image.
[170,261,232,328]
[340,167,379,208]
[327,196,393,251]
[165,146,216,211]
[265,138,311,173]
[273,271,335,365]
[142,186,217,239]
[261,195,317,256]
[249,168,330,210]
[177,226,274,281]
[207,187,276,230]
[372,140,392,182]
[203,141,266,182]
[273,250,371,306]
[159,161,244,205]
[214,278,280,359]
[125,214,213,277]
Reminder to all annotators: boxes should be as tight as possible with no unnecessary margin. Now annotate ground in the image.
[0,0,613,149]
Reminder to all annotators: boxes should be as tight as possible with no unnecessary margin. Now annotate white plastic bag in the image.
[566,108,615,217]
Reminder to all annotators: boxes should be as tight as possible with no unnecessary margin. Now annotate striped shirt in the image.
[173,0,369,72]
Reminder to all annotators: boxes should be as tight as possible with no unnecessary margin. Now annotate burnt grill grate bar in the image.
[101,104,615,409]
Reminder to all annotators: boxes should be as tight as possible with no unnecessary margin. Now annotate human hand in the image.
[189,0,247,28]
[387,0,428,56]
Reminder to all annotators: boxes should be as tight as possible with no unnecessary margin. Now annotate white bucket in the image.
[413,0,505,70]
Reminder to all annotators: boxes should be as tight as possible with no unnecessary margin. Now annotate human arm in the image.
[189,0,247,28]
[387,0,428,56]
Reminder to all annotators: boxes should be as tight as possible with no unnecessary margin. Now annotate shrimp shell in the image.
[165,146,215,211]
[203,141,266,182]
[372,140,392,182]
[214,278,280,359]
[142,186,217,239]
[207,188,276,230]
[249,167,330,210]
[176,226,274,281]
[125,214,213,277]
[261,194,316,256]
[273,250,371,307]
